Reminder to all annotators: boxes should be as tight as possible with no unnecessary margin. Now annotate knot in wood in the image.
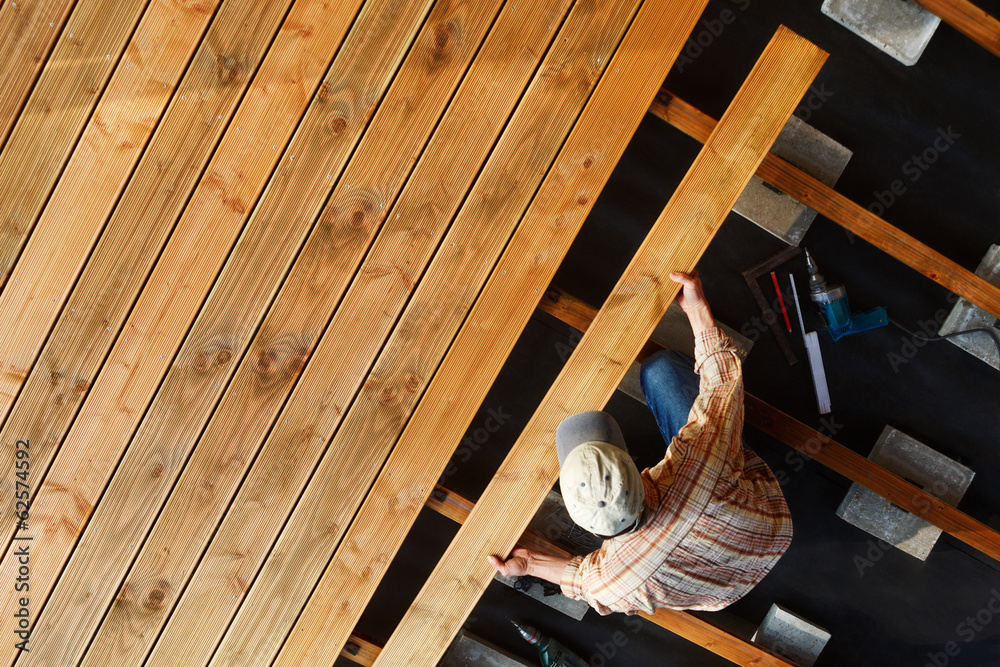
[427,21,458,70]
[286,351,308,376]
[317,82,332,102]
[216,349,233,365]
[328,114,347,135]
[378,386,397,404]
[50,371,61,385]
[257,351,277,375]
[194,351,209,371]
[55,394,65,406]
[215,55,240,83]
[576,194,589,206]
[74,380,91,395]
[145,585,167,610]
[349,210,365,229]
[404,374,420,393]
[583,156,594,169]
[151,463,165,478]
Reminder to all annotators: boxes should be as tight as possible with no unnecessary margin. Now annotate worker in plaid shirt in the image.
[489,271,793,614]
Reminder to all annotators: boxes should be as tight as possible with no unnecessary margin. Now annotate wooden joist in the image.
[913,0,1000,58]
[649,91,1000,321]
[270,1,715,665]
[0,0,368,660]
[539,287,1000,564]
[377,27,827,666]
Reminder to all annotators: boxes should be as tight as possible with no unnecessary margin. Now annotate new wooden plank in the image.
[539,287,1000,565]
[70,1,456,664]
[202,3,588,665]
[0,0,365,658]
[649,91,1000,320]
[378,27,827,666]
[0,0,76,150]
[207,3,646,666]
[125,2,530,666]
[18,0,442,662]
[271,1,713,664]
[0,0,148,285]
[0,0,235,527]
[914,0,1000,57]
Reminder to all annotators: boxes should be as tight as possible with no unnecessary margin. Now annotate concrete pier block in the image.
[439,631,534,667]
[751,604,831,667]
[821,0,941,66]
[836,426,975,560]
[938,245,1000,370]
[734,115,852,246]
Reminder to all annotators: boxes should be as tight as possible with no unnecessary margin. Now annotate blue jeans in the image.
[640,350,701,443]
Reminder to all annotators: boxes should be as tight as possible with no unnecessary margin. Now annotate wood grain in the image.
[0,0,148,285]
[0,0,233,532]
[913,0,1000,57]
[0,0,76,151]
[649,91,1000,320]
[201,3,588,665]
[271,1,718,665]
[0,0,364,660]
[540,287,1000,565]
[74,1,452,665]
[378,26,826,666]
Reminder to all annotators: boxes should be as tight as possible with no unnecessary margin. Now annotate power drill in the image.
[805,249,888,341]
[511,620,589,667]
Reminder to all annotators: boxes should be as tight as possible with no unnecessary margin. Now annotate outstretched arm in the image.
[487,547,570,586]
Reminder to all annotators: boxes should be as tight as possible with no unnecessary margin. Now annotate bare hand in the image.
[488,547,532,578]
[670,270,715,335]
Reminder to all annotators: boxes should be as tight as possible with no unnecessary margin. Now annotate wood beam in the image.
[539,287,1000,564]
[648,91,1000,321]
[271,1,712,664]
[379,26,826,667]
[913,0,1000,58]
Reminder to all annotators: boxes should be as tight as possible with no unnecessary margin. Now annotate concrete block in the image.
[734,115,852,246]
[493,574,590,621]
[439,631,534,667]
[751,604,831,667]
[836,426,975,560]
[821,0,941,66]
[938,245,1000,370]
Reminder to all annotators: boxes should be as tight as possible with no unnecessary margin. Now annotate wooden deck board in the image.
[0,0,149,283]
[13,0,394,663]
[0,0,361,659]
[913,0,1000,57]
[0,0,296,514]
[0,0,76,152]
[270,1,716,664]
[376,26,826,666]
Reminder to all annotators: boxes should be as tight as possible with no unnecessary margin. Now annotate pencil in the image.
[771,271,792,332]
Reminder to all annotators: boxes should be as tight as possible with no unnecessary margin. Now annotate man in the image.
[488,271,792,614]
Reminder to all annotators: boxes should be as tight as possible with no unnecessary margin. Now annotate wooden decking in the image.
[3,0,997,665]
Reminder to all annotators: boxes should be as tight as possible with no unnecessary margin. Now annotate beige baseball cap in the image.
[556,411,645,537]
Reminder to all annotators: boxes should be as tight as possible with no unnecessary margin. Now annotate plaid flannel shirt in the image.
[560,327,793,614]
